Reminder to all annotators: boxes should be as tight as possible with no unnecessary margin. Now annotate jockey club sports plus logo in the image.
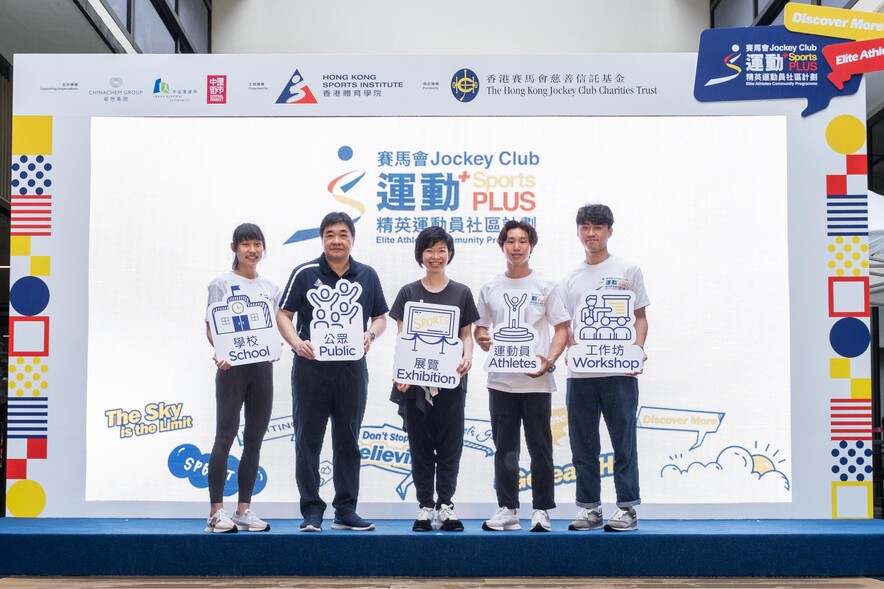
[276,69,319,104]
[704,44,743,87]
[284,145,367,244]
[451,68,480,102]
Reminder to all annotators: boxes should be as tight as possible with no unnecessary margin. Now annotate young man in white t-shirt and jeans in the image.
[561,203,649,532]
[475,220,570,532]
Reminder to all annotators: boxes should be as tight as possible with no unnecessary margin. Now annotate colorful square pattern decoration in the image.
[831,481,873,519]
[7,395,48,438]
[8,317,49,356]
[829,398,873,441]
[11,116,52,155]
[825,115,871,518]
[8,115,52,519]
[830,440,873,482]
[827,236,869,277]
[827,276,869,317]
[8,357,49,398]
[825,180,867,237]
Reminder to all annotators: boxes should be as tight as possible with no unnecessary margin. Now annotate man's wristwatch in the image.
[545,356,556,373]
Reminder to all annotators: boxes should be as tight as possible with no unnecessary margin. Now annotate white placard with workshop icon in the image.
[308,279,366,361]
[208,284,282,366]
[393,302,463,388]
[483,291,541,373]
[568,290,644,374]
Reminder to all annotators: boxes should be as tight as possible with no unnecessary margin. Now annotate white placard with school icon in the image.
[568,290,644,373]
[208,284,282,366]
[483,291,541,373]
[308,279,366,361]
[393,302,463,388]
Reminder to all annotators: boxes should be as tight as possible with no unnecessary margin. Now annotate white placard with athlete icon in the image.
[208,284,282,366]
[568,290,644,374]
[393,301,463,388]
[483,291,541,373]
[308,279,365,361]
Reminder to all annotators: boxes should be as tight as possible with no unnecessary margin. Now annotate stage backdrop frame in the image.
[5,53,872,520]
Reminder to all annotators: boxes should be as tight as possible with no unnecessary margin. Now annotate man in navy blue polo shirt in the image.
[277,211,388,532]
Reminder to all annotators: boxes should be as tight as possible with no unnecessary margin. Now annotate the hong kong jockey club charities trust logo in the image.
[276,69,319,104]
[451,68,480,102]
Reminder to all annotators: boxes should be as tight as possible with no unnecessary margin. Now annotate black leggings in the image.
[208,361,273,504]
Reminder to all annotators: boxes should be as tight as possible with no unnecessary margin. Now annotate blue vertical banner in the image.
[694,25,861,116]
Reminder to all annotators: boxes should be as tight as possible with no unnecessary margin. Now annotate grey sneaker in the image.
[204,508,237,533]
[568,507,603,531]
[530,509,552,532]
[232,509,270,532]
[604,507,638,532]
[482,507,521,531]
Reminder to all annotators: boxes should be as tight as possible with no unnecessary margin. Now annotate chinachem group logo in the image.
[451,68,480,102]
[276,69,318,104]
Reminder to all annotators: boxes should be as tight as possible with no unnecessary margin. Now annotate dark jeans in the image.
[208,361,273,504]
[292,355,367,517]
[489,388,555,511]
[566,376,641,509]
[402,387,465,510]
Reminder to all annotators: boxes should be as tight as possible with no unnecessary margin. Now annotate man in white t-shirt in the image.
[561,203,649,532]
[475,220,570,532]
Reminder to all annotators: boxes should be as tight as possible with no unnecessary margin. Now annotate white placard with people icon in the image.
[393,301,463,388]
[208,284,282,366]
[568,290,644,373]
[483,291,542,373]
[307,279,366,361]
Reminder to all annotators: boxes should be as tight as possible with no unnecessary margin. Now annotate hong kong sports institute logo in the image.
[451,68,480,102]
[276,69,319,104]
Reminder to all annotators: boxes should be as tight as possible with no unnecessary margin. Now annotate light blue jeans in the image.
[566,376,641,509]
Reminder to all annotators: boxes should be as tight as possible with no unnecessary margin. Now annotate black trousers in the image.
[489,388,555,511]
[292,355,368,517]
[402,387,465,510]
[208,361,273,504]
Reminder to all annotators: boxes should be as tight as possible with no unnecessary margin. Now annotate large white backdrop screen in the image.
[86,116,791,512]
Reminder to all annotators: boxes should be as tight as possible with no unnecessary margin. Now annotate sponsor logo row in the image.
[37,66,640,106]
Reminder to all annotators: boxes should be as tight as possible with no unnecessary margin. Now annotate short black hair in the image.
[231,223,266,270]
[496,220,538,249]
[320,211,356,237]
[575,203,614,228]
[414,226,454,266]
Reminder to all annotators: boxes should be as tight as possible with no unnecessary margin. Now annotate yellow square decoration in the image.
[30,256,50,277]
[10,236,31,257]
[829,357,850,379]
[850,378,872,398]
[831,481,873,518]
[11,116,52,155]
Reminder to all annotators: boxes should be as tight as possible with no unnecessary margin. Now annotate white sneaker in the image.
[204,508,237,533]
[604,507,638,532]
[437,504,464,531]
[412,506,435,532]
[232,508,270,532]
[530,509,552,532]
[482,507,521,531]
[568,507,603,531]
